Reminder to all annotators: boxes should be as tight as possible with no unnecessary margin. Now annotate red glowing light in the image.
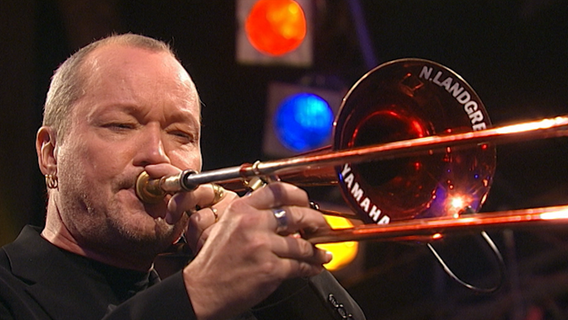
[410,120,425,137]
[245,0,307,56]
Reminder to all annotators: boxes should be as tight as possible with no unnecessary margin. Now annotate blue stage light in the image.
[274,93,333,152]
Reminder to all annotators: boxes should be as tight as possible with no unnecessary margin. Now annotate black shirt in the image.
[1,226,366,320]
[0,226,195,320]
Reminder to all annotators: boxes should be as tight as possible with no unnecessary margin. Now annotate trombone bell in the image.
[334,59,496,224]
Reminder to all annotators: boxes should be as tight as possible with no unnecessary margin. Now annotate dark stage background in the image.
[1,1,568,319]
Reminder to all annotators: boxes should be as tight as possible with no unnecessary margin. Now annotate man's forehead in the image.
[86,44,169,71]
[72,43,201,119]
[82,43,197,96]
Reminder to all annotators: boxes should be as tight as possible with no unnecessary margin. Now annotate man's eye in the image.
[169,130,196,143]
[105,123,135,130]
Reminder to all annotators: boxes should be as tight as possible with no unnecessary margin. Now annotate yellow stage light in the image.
[317,215,359,271]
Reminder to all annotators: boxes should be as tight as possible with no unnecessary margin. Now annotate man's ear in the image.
[36,126,58,175]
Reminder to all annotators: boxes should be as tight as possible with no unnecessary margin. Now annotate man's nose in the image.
[133,126,170,166]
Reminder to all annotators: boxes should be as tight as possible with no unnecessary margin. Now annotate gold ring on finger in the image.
[210,184,226,206]
[210,207,219,222]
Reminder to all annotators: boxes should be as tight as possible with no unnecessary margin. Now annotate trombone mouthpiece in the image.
[135,171,167,204]
[135,170,195,204]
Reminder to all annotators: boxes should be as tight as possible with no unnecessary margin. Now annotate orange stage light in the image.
[245,0,307,56]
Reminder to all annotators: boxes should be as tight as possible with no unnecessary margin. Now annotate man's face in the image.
[52,44,202,258]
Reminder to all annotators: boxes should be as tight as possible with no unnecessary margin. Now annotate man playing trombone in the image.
[0,34,365,320]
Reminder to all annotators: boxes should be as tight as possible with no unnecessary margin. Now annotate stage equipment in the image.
[263,81,345,158]
[236,0,313,66]
[137,58,568,247]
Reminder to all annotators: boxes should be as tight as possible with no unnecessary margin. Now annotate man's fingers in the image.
[185,206,218,252]
[184,190,238,252]
[272,234,332,266]
[265,205,331,236]
[246,182,310,209]
[167,184,233,224]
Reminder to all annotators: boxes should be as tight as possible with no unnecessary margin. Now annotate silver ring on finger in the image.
[271,207,288,234]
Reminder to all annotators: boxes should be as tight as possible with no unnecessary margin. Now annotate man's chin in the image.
[110,214,175,245]
[108,221,179,257]
[115,187,165,218]
[111,199,187,249]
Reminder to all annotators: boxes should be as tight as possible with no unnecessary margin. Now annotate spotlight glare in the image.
[245,0,307,56]
[274,93,333,152]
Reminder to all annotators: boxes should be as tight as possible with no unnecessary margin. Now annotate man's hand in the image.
[182,182,333,320]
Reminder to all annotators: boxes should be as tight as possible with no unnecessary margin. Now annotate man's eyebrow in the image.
[93,103,200,125]
[91,103,138,115]
[85,104,129,122]
[167,106,201,127]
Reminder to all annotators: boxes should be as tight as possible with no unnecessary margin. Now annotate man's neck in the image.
[42,201,155,272]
